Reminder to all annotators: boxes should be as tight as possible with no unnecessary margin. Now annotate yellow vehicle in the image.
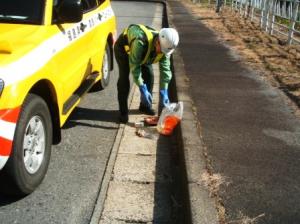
[0,0,116,195]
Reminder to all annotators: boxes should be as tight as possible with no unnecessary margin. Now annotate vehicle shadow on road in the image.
[63,107,120,129]
[0,173,25,206]
[0,193,21,206]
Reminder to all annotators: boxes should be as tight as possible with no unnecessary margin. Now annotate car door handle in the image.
[80,22,87,32]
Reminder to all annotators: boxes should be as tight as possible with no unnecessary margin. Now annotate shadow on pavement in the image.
[63,107,120,129]
[0,172,26,206]
[152,60,190,223]
[0,193,22,206]
[153,132,188,223]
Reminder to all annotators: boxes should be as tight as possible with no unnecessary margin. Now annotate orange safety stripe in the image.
[0,107,20,157]
[0,107,21,123]
[0,136,13,156]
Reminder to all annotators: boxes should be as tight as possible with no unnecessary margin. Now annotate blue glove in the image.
[139,84,152,108]
[160,89,170,107]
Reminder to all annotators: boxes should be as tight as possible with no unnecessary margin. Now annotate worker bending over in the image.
[114,24,179,123]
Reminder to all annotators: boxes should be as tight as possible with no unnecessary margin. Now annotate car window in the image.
[82,0,97,12]
[52,0,99,23]
[98,0,105,5]
[0,0,45,24]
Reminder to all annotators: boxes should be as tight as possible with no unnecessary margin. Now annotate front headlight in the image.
[0,79,4,96]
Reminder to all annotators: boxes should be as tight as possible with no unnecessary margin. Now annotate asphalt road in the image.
[169,1,300,223]
[0,2,163,224]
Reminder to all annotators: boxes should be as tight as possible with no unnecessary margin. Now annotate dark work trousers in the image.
[114,34,154,115]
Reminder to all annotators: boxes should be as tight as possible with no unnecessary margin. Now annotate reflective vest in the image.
[123,24,163,64]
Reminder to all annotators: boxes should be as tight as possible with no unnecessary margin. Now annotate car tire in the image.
[91,43,111,91]
[4,94,52,196]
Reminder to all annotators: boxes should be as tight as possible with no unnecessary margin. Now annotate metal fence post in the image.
[260,0,267,29]
[288,0,299,44]
[250,0,255,20]
[239,0,242,14]
[247,0,252,17]
[268,0,276,34]
[260,0,265,27]
[244,0,248,16]
[262,0,270,31]
[265,0,271,31]
[240,0,244,16]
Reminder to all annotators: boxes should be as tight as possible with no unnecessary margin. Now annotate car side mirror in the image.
[56,0,83,23]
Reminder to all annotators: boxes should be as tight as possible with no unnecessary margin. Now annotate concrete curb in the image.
[168,2,220,222]
[172,50,219,224]
[89,84,136,224]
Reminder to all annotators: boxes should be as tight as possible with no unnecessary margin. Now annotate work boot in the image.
[119,113,128,124]
[139,104,155,115]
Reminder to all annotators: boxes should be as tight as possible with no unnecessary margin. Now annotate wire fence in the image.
[194,0,300,44]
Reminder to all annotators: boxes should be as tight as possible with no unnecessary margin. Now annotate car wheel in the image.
[91,43,111,91]
[4,94,52,195]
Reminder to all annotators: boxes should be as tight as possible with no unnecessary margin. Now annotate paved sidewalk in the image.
[99,65,177,223]
[98,0,300,223]
[98,1,220,223]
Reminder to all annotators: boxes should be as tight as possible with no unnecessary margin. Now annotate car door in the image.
[51,0,95,108]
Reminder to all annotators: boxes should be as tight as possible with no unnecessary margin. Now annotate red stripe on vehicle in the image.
[0,107,21,123]
[0,136,12,156]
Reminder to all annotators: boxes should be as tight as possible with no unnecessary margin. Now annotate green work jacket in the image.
[125,24,172,89]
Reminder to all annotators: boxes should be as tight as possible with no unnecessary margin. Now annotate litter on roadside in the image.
[135,128,158,140]
[135,102,183,138]
[134,121,144,128]
[157,102,183,135]
[144,116,159,126]
[134,116,159,128]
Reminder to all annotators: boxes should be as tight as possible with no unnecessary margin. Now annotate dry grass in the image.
[201,170,227,197]
[200,170,228,223]
[179,0,300,112]
[228,212,265,224]
[200,170,265,224]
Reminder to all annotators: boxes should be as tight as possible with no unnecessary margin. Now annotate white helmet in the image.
[159,28,179,56]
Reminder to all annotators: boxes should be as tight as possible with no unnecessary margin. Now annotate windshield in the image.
[0,0,45,24]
